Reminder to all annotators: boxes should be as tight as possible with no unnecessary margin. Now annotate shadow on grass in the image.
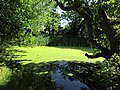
[0,60,120,90]
[0,61,59,90]
[7,49,28,53]
[49,46,94,53]
[5,49,28,60]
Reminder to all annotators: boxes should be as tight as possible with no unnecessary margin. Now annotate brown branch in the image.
[85,53,103,59]
[85,49,114,59]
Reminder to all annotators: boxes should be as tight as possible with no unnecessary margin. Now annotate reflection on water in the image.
[51,61,91,90]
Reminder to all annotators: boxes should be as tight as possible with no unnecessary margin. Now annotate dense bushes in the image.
[80,54,120,90]
[0,42,12,64]
[96,54,120,90]
[21,35,50,46]
[48,36,89,47]
[20,35,89,47]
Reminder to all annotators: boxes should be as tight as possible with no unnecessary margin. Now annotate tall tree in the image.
[0,0,58,63]
[30,0,59,33]
[55,0,120,59]
[0,0,58,44]
[0,0,34,45]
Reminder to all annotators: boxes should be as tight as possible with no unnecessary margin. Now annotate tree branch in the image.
[85,53,103,59]
[85,49,113,59]
[98,8,119,53]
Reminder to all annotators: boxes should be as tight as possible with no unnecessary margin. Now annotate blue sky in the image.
[56,7,70,27]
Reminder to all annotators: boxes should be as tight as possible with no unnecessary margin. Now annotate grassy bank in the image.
[13,46,104,63]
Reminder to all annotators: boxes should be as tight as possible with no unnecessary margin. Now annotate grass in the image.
[13,46,104,63]
[0,46,104,88]
[0,67,12,85]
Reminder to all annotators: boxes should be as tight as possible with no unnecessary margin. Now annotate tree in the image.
[0,0,35,63]
[0,0,58,45]
[43,9,60,35]
[0,0,58,63]
[0,0,35,45]
[55,0,120,59]
[30,0,60,34]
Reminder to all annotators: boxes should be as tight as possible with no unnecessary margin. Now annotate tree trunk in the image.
[98,8,119,53]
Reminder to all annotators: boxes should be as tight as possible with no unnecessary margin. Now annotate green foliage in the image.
[0,0,20,41]
[0,0,33,63]
[99,53,120,78]
[48,36,89,47]
[20,35,50,46]
[0,0,58,43]
[0,67,12,86]
[35,35,50,46]
[31,0,59,32]
[0,42,14,64]
[94,54,120,89]
[0,0,33,42]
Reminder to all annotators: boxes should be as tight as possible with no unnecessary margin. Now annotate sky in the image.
[56,6,70,27]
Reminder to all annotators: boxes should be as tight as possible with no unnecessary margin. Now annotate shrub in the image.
[94,53,120,90]
[21,35,50,46]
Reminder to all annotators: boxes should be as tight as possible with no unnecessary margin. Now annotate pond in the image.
[50,61,91,90]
